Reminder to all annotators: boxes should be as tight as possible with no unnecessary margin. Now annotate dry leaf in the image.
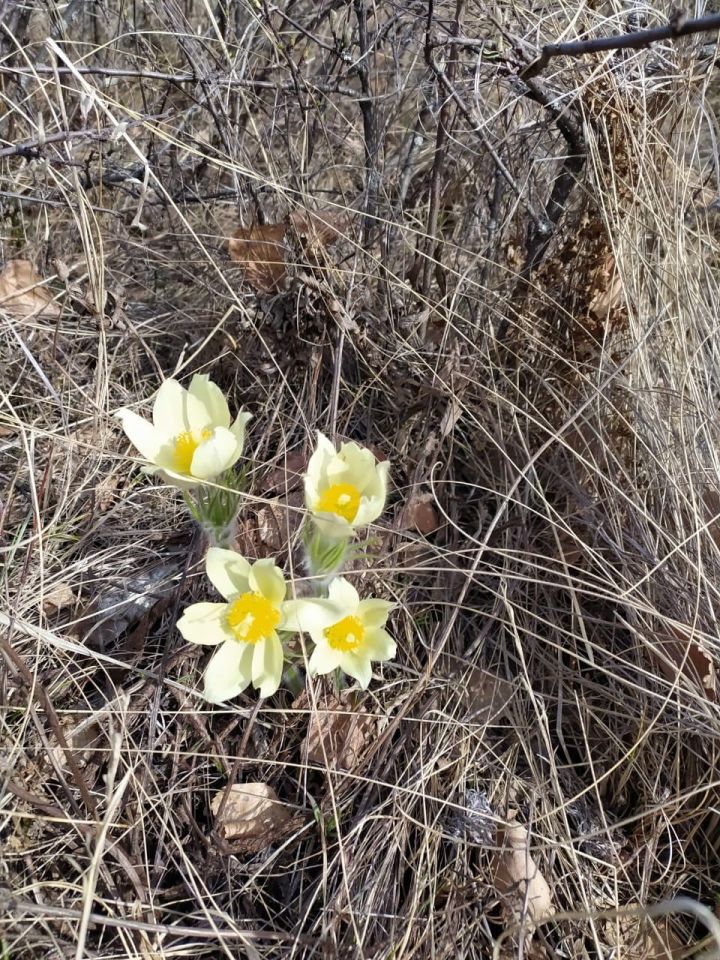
[288,208,346,254]
[492,813,553,923]
[267,451,306,494]
[211,783,292,851]
[303,692,375,772]
[228,209,346,293]
[42,582,76,613]
[401,491,440,535]
[654,625,717,702]
[0,260,61,319]
[228,223,288,293]
[459,665,514,724]
[83,562,179,653]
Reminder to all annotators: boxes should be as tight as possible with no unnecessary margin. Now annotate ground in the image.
[1,1,720,958]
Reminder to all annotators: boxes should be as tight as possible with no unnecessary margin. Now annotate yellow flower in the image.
[285,577,396,689]
[177,548,290,702]
[116,375,251,487]
[304,433,389,540]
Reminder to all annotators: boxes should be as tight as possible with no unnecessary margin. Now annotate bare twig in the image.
[423,0,465,294]
[522,9,720,79]
[354,0,379,243]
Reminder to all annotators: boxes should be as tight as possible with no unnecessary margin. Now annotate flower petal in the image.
[327,577,359,612]
[116,409,162,462]
[357,598,395,629]
[334,442,377,492]
[190,426,240,480]
[340,651,373,689]
[310,511,353,541]
[282,598,337,636]
[251,633,284,698]
[206,548,251,599]
[188,374,231,428]
[305,433,335,506]
[363,627,396,662]
[177,602,232,645]
[249,559,286,606]
[230,411,253,454]
[308,639,342,676]
[203,640,253,703]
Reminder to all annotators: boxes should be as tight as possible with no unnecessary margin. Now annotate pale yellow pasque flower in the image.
[285,577,396,689]
[304,433,390,540]
[117,375,251,487]
[177,548,291,702]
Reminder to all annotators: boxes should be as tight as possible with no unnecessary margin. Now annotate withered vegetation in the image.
[2,1,720,957]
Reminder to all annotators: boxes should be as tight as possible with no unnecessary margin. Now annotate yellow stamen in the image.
[316,482,361,523]
[226,592,280,644]
[324,614,365,652]
[173,428,212,474]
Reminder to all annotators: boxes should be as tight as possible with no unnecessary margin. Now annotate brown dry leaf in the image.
[401,491,440,535]
[267,450,306,494]
[0,260,61,319]
[288,208,346,255]
[42,582,76,613]
[459,665,514,724]
[302,692,375,772]
[228,223,288,293]
[492,813,553,923]
[211,783,293,852]
[654,625,717,702]
[228,209,346,293]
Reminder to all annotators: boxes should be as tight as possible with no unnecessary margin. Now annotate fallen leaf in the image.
[302,692,375,772]
[400,491,440,535]
[82,562,179,653]
[267,451,306,494]
[492,812,553,923]
[211,783,294,852]
[228,223,288,293]
[459,665,514,724]
[228,209,346,293]
[0,260,61,319]
[288,208,346,254]
[42,582,76,613]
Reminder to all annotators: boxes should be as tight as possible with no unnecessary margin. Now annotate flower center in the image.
[316,482,361,523]
[173,428,212,474]
[225,592,281,644]
[324,614,365,652]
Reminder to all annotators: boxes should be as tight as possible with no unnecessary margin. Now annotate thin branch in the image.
[354,0,379,244]
[522,10,720,79]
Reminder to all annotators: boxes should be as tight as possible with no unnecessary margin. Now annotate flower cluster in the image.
[118,376,396,703]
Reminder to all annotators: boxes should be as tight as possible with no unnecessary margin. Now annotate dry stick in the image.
[0,64,361,98]
[519,75,586,278]
[422,0,465,296]
[0,116,158,161]
[353,0,379,245]
[522,10,720,79]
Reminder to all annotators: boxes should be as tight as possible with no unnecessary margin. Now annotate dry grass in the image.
[2,1,720,957]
